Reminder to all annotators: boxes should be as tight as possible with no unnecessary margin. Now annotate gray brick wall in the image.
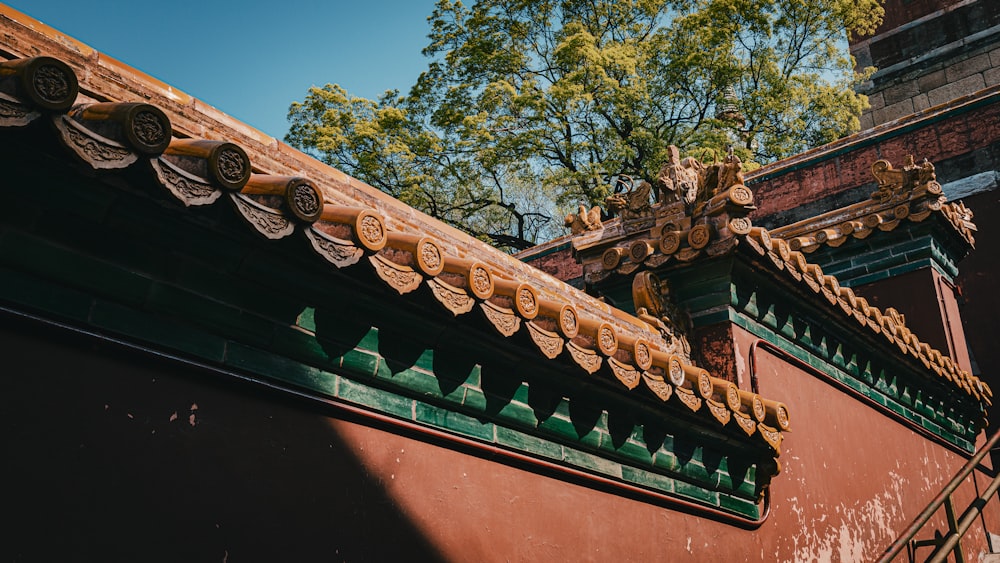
[859,40,1000,126]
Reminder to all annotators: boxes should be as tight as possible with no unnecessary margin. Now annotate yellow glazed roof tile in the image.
[769,156,976,252]
[741,227,990,407]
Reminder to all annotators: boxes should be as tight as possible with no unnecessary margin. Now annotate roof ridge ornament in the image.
[564,204,603,234]
[870,155,937,204]
[570,144,757,282]
[632,271,692,361]
[658,145,705,208]
[605,174,655,231]
[772,155,976,252]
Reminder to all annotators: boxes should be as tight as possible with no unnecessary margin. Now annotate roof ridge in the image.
[769,155,976,252]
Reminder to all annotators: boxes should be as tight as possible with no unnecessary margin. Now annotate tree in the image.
[286,0,883,251]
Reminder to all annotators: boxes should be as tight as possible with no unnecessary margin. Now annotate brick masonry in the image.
[751,95,1000,224]
[876,0,968,33]
[851,0,1000,127]
[518,242,584,288]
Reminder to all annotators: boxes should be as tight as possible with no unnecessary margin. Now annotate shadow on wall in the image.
[0,313,446,563]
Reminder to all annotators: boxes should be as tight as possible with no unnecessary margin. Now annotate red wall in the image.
[3,314,996,561]
[956,190,1000,391]
[853,268,973,372]
[732,326,999,561]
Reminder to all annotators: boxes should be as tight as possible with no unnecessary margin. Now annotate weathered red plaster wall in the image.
[694,322,739,383]
[729,325,1000,561]
[5,315,998,561]
[1,318,448,562]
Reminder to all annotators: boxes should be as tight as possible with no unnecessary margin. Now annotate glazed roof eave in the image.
[0,6,809,454]
[0,4,606,319]
[737,227,991,408]
[766,182,976,254]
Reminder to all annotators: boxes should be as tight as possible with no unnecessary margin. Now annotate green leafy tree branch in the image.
[287,0,882,251]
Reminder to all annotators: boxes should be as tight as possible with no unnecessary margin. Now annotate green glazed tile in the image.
[562,447,622,478]
[271,324,337,369]
[90,300,226,363]
[621,466,674,492]
[414,403,494,441]
[339,349,380,378]
[462,387,488,413]
[675,480,720,504]
[0,267,93,322]
[495,426,563,459]
[383,365,444,399]
[495,400,539,428]
[719,494,760,518]
[338,378,414,419]
[224,342,336,396]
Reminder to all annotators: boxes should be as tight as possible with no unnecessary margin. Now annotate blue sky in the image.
[6,1,440,139]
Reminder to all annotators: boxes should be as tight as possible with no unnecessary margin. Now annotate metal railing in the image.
[879,428,1000,562]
